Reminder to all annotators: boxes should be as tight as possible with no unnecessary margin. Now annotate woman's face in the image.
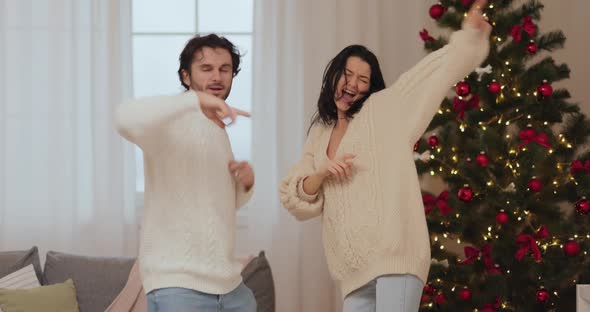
[334,56,371,114]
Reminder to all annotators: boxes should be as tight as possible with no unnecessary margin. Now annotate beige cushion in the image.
[0,264,40,289]
[0,278,79,312]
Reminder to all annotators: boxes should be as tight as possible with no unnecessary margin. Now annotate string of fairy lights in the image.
[419,1,589,310]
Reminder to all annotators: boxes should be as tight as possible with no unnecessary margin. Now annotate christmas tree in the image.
[415,1,590,311]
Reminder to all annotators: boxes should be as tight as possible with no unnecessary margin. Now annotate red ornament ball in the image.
[434,292,447,304]
[458,186,474,202]
[420,295,431,303]
[423,283,436,295]
[526,41,538,54]
[536,288,550,303]
[458,287,472,301]
[519,127,536,140]
[481,307,495,312]
[462,0,474,6]
[488,81,501,94]
[496,210,509,225]
[455,81,471,96]
[537,81,553,98]
[576,198,590,215]
[429,3,446,20]
[564,239,581,257]
[476,152,489,167]
[528,178,543,193]
[428,135,439,148]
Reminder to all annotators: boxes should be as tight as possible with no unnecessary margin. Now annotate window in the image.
[131,0,254,192]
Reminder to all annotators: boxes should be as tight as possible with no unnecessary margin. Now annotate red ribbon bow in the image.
[423,191,452,216]
[515,225,549,262]
[571,160,590,174]
[510,16,536,42]
[453,95,479,119]
[522,17,537,36]
[419,29,434,42]
[462,243,500,273]
[518,128,551,149]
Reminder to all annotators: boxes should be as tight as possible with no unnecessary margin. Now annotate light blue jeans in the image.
[147,283,256,312]
[342,274,423,312]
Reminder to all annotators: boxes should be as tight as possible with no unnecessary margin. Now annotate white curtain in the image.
[251,0,334,310]
[0,0,136,258]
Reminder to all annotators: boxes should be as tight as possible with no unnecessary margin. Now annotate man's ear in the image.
[181,69,191,87]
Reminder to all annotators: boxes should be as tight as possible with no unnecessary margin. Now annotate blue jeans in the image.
[147,283,256,312]
[342,274,423,312]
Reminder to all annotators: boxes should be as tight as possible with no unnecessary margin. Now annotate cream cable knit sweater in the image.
[280,25,489,298]
[116,90,253,295]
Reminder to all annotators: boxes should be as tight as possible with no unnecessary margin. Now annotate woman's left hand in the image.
[464,0,492,33]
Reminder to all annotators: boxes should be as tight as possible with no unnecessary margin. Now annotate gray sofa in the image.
[0,247,275,312]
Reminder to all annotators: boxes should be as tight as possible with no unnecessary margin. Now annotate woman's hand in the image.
[317,153,356,182]
[464,0,492,34]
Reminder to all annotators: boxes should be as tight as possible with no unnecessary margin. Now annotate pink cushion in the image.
[104,261,146,312]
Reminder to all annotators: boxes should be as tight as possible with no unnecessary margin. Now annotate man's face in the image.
[182,47,234,100]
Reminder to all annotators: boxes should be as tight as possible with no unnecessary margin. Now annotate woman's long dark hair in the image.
[309,45,386,132]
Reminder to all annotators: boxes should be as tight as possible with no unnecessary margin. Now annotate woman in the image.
[279,1,491,311]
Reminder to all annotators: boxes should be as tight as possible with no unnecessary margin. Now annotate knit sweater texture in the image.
[279,24,489,298]
[116,90,253,295]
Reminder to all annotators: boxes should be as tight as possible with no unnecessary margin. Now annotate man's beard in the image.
[221,85,232,100]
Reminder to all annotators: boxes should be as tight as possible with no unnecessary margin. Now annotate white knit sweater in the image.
[280,25,489,298]
[116,90,253,295]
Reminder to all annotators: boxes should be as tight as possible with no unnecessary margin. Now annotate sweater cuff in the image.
[279,173,324,221]
[297,176,319,202]
[184,90,201,112]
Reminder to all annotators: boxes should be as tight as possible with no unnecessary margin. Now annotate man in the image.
[116,34,256,312]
